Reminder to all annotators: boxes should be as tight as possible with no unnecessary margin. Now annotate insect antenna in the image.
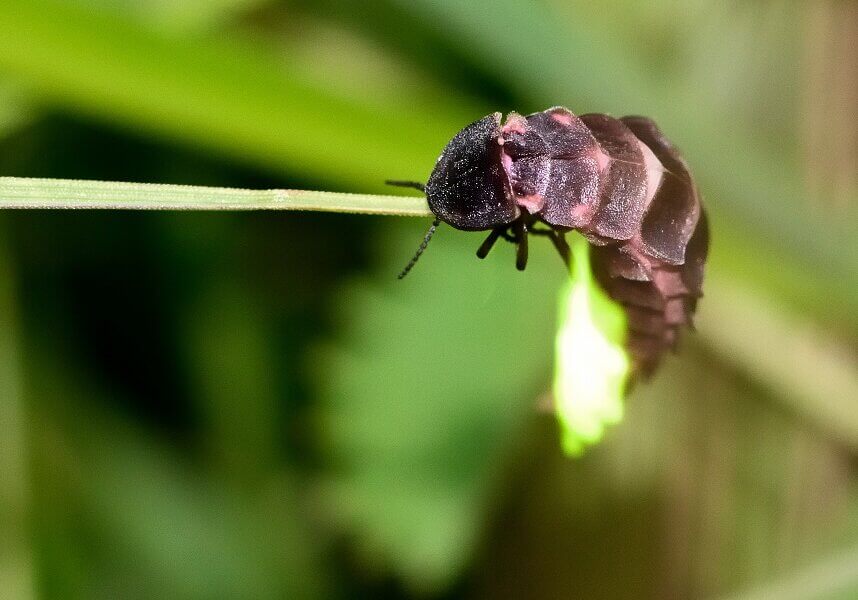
[398,218,441,279]
[385,180,426,192]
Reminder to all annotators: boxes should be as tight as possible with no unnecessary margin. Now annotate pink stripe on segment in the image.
[570,203,592,221]
[500,150,513,181]
[636,138,664,212]
[664,298,688,325]
[549,110,575,127]
[591,146,611,173]
[652,268,689,297]
[516,193,545,214]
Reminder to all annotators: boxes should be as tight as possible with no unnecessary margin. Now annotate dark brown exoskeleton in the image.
[389,107,708,372]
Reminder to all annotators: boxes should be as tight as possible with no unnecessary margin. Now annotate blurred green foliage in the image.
[0,1,856,599]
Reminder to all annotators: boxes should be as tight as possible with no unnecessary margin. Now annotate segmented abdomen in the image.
[504,108,709,373]
[591,208,708,375]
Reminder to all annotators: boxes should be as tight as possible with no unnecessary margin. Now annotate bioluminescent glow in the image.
[553,235,631,456]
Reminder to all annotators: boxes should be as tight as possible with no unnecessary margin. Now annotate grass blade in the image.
[0,177,431,215]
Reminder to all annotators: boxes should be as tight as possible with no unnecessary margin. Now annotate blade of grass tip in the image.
[0,177,432,215]
[0,218,34,600]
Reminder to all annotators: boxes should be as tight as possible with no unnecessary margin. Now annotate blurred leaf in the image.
[315,221,565,590]
[0,0,472,190]
[0,81,34,138]
[720,544,858,600]
[275,14,475,118]
[698,274,858,452]
[72,0,271,33]
[181,280,281,478]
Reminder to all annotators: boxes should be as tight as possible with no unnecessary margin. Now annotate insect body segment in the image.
[394,106,708,372]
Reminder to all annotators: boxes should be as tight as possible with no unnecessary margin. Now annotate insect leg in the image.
[499,230,518,242]
[528,226,570,269]
[476,227,504,259]
[385,180,426,192]
[515,220,528,271]
[550,231,571,269]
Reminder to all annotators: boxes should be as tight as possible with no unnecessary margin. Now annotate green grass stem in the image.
[0,177,431,215]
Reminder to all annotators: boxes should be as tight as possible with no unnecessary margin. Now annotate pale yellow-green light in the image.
[553,235,631,456]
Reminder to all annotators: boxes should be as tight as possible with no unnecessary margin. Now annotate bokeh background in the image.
[0,1,857,598]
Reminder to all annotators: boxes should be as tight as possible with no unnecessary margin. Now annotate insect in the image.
[389,107,709,372]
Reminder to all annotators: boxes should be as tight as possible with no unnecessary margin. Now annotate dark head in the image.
[392,112,550,276]
[425,113,521,231]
